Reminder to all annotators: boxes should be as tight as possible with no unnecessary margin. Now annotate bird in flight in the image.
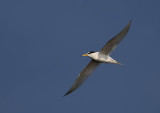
[64,20,131,96]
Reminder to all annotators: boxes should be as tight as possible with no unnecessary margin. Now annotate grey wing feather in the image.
[100,20,131,55]
[64,60,99,96]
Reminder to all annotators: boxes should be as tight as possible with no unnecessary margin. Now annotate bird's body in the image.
[64,20,131,96]
[86,52,119,64]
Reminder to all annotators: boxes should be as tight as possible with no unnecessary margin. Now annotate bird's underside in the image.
[64,20,131,96]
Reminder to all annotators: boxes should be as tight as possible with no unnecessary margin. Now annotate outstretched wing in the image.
[64,60,99,96]
[100,20,131,55]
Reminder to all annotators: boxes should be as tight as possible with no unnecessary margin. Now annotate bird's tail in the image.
[117,61,124,65]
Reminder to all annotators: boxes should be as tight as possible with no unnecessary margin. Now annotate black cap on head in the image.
[87,51,95,54]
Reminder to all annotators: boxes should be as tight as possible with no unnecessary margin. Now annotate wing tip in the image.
[129,19,132,23]
[128,19,132,27]
[124,19,132,33]
[63,92,69,97]
[63,89,72,97]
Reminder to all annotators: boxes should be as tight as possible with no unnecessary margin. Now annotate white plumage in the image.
[87,52,118,64]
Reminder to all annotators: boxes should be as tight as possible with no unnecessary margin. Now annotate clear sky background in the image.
[0,0,160,113]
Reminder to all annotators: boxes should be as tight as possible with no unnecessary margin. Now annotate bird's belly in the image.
[98,57,110,63]
[91,54,109,63]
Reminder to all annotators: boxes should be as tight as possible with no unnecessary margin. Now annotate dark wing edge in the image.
[64,60,100,96]
[99,20,131,55]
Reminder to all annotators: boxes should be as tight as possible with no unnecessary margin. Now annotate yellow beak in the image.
[82,54,88,56]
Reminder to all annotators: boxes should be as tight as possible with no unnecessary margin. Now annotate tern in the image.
[64,20,131,96]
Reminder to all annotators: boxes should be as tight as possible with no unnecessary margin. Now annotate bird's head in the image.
[82,51,95,56]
